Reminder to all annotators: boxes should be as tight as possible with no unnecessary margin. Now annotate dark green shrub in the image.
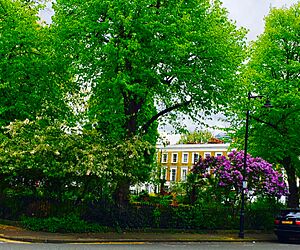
[21,214,108,233]
[245,198,285,230]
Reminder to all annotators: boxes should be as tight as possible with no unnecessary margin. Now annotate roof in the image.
[156,143,230,152]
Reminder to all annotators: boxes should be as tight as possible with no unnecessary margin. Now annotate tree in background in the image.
[178,130,213,144]
[227,3,300,207]
[52,0,246,203]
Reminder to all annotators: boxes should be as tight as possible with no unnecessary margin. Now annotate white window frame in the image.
[182,153,189,163]
[192,153,199,163]
[161,153,168,163]
[170,167,177,182]
[181,167,188,181]
[171,153,178,163]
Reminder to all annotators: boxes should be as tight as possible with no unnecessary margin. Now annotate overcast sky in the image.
[222,0,299,41]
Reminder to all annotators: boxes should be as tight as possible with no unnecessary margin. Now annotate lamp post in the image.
[238,108,249,239]
[238,92,272,239]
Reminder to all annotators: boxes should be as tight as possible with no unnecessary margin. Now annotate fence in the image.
[0,197,280,230]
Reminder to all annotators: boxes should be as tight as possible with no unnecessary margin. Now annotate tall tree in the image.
[229,3,300,207]
[52,0,246,204]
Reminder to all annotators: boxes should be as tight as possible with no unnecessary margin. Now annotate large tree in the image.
[229,3,300,207]
[52,0,246,203]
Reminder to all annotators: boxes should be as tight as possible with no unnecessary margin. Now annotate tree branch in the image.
[250,105,300,135]
[275,108,300,127]
[250,115,276,128]
[140,99,192,134]
[250,115,284,135]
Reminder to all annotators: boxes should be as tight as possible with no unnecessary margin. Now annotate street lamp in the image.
[238,92,272,239]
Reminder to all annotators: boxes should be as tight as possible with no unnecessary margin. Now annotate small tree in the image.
[178,130,213,144]
[189,151,287,206]
[0,119,155,204]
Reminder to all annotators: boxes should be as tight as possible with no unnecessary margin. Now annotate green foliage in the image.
[0,193,282,231]
[53,0,246,137]
[51,0,245,204]
[0,0,247,205]
[152,207,161,228]
[245,3,300,163]
[0,0,71,127]
[178,130,213,144]
[246,198,285,230]
[0,119,156,202]
[21,214,108,233]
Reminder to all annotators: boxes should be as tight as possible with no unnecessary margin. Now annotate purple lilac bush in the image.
[191,150,288,199]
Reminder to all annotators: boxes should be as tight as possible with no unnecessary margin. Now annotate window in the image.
[192,153,199,163]
[170,168,177,182]
[162,153,168,163]
[215,152,223,157]
[171,153,178,163]
[182,153,189,163]
[181,167,188,181]
[204,152,211,158]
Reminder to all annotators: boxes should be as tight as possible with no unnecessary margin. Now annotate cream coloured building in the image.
[157,143,230,186]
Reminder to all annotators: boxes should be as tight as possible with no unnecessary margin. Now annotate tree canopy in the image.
[52,0,246,139]
[50,0,247,203]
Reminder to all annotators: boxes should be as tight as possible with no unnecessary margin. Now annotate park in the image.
[0,0,299,243]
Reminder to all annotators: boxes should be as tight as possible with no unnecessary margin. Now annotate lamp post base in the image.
[238,231,244,238]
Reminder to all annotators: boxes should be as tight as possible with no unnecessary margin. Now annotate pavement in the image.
[0,225,277,243]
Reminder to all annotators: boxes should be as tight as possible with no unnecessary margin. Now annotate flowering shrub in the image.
[190,150,288,201]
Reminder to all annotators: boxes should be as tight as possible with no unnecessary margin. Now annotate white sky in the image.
[222,0,299,41]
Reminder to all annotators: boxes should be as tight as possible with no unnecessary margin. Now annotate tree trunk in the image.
[282,156,299,208]
[190,184,197,204]
[114,179,130,207]
[123,92,143,136]
[113,92,143,206]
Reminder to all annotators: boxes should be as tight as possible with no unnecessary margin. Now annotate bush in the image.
[11,197,285,231]
[245,198,285,230]
[21,214,108,233]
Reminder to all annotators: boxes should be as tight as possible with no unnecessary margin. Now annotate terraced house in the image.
[157,140,230,187]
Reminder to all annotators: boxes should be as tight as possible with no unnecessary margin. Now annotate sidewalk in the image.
[0,225,277,243]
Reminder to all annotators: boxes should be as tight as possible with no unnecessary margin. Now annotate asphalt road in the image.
[0,242,299,250]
